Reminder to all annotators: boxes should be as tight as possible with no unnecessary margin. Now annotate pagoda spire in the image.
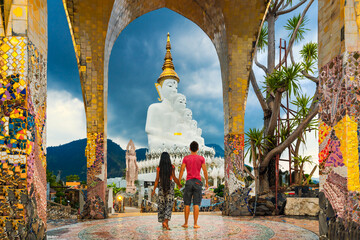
[157,33,180,84]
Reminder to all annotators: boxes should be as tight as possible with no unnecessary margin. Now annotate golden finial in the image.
[157,33,180,85]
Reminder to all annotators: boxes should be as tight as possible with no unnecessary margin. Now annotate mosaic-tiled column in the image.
[63,0,114,219]
[0,1,48,239]
[318,0,360,238]
[222,1,270,216]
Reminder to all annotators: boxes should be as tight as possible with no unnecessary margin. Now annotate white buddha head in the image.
[159,78,178,101]
[196,128,202,136]
[183,108,192,121]
[173,93,186,111]
[191,120,197,130]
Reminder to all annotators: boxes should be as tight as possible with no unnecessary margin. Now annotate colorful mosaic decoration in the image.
[224,134,246,190]
[325,134,344,168]
[47,215,319,240]
[0,0,47,238]
[0,45,47,239]
[319,51,360,227]
[84,132,106,218]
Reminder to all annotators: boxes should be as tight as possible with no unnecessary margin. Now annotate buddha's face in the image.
[183,109,192,121]
[173,94,186,111]
[191,120,197,129]
[161,79,178,100]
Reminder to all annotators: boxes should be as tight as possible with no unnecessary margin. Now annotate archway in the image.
[106,7,225,208]
[62,0,269,218]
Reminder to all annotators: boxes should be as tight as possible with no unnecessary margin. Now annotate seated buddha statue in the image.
[145,33,181,150]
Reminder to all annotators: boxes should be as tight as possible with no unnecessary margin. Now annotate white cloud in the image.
[182,67,222,99]
[172,28,218,67]
[168,26,222,101]
[47,89,86,146]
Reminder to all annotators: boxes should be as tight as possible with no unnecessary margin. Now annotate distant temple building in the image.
[137,34,224,185]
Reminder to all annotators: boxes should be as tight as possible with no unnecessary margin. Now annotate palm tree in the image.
[245,128,272,194]
[293,155,313,184]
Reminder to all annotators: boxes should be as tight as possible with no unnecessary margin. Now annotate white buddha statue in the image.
[171,93,189,146]
[145,33,180,150]
[145,33,210,152]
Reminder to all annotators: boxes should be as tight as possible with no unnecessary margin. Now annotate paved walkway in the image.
[47,212,319,240]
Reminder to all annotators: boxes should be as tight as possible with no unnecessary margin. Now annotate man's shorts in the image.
[183,179,203,206]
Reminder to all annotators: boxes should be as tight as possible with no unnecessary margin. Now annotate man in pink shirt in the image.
[179,141,209,228]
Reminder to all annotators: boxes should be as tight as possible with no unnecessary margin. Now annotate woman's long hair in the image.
[159,152,172,194]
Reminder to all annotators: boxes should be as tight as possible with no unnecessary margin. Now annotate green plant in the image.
[174,187,183,198]
[66,174,80,182]
[293,155,313,184]
[304,174,315,185]
[285,14,309,43]
[107,183,124,195]
[214,184,224,197]
[257,24,268,52]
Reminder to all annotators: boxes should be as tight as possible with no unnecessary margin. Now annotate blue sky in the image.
[47,0,319,172]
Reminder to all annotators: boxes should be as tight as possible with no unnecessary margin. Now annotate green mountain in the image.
[207,144,225,158]
[47,139,224,181]
[47,139,126,181]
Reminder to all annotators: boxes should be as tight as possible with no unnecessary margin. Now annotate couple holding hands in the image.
[151,141,209,230]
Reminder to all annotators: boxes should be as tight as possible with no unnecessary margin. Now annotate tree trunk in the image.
[259,170,270,193]
[260,13,277,191]
[264,13,276,131]
[293,138,301,184]
[267,14,276,74]
[254,168,260,195]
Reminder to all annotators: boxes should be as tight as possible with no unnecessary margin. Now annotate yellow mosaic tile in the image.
[334,115,360,192]
[1,43,10,52]
[9,37,19,46]
[319,120,331,144]
[2,65,8,71]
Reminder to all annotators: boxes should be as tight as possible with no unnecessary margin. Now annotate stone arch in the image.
[63,0,269,218]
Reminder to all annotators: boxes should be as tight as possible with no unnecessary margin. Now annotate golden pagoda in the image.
[157,33,180,84]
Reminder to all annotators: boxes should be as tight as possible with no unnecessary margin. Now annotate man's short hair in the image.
[190,141,199,152]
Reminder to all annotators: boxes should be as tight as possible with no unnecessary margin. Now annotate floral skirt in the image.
[157,181,175,222]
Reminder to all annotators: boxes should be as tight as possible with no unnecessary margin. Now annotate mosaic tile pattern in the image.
[318,51,360,230]
[47,215,319,240]
[224,134,246,192]
[85,133,105,202]
[0,40,47,238]
[318,2,360,235]
[0,0,47,238]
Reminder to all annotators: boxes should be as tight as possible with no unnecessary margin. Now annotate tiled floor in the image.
[47,212,319,240]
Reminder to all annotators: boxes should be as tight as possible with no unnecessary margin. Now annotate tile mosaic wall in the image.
[0,0,47,239]
[0,38,47,238]
[319,51,360,227]
[224,134,246,193]
[85,132,105,201]
[318,1,360,236]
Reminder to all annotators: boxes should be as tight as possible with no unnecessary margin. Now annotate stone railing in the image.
[47,201,78,219]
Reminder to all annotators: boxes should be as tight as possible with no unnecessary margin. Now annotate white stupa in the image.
[137,33,224,185]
